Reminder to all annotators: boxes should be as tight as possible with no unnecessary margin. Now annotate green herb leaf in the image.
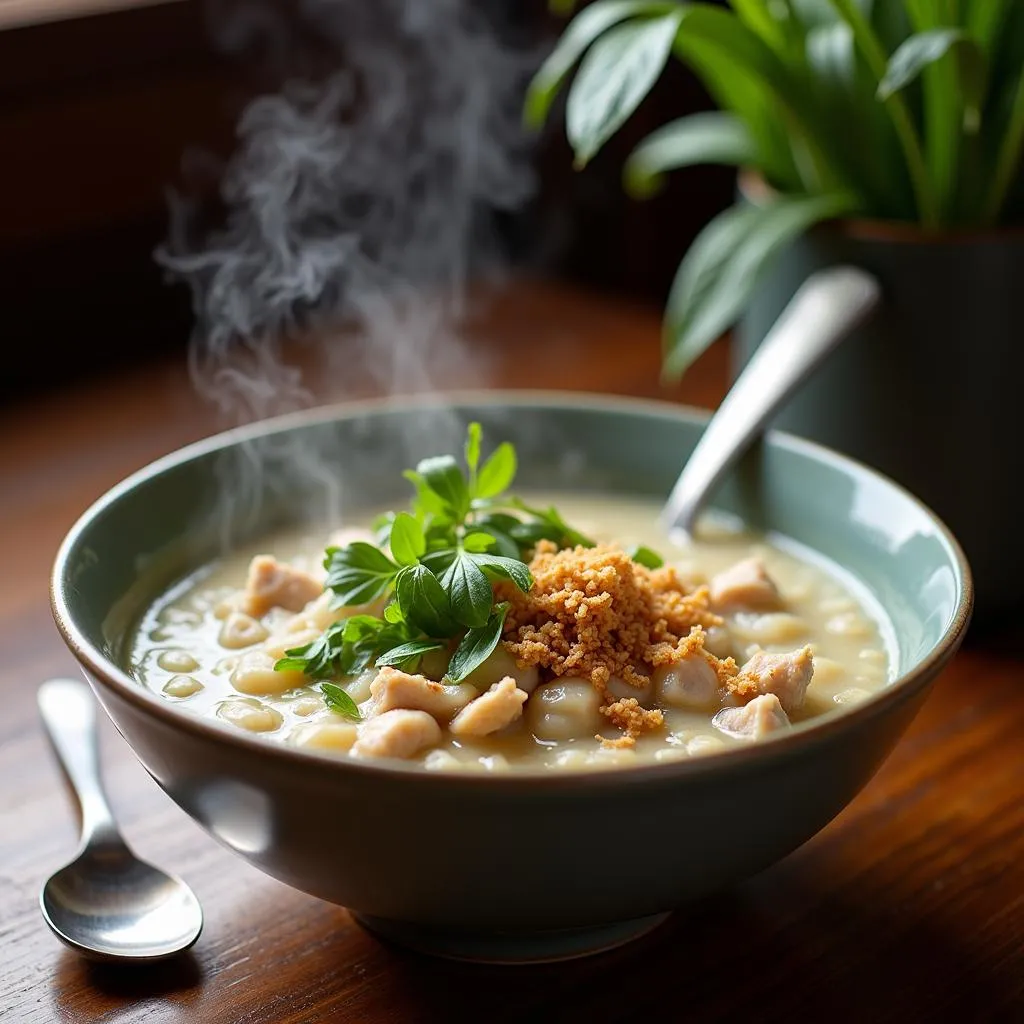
[567,10,684,167]
[273,657,307,673]
[462,531,497,553]
[395,564,457,637]
[383,601,405,624]
[508,499,596,549]
[341,614,386,641]
[415,455,470,520]
[446,602,511,683]
[469,552,534,593]
[441,551,494,628]
[320,682,361,721]
[275,620,348,679]
[389,512,426,566]
[375,639,446,670]
[372,511,396,546]
[474,442,518,499]
[403,470,452,521]
[325,542,400,607]
[628,544,664,569]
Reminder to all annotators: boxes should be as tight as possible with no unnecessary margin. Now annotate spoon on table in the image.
[660,265,881,536]
[37,677,203,961]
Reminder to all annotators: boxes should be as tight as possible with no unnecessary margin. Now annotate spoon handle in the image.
[38,678,121,847]
[661,265,881,535]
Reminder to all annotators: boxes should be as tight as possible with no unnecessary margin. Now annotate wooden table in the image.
[2,280,1021,1022]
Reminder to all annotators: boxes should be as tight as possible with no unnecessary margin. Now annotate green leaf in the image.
[878,26,986,219]
[566,10,685,167]
[670,5,838,180]
[827,0,937,225]
[462,531,497,553]
[324,542,399,607]
[985,68,1024,223]
[440,551,495,629]
[474,442,518,499]
[507,499,596,549]
[628,544,664,569]
[804,21,909,218]
[415,455,470,520]
[403,470,452,521]
[465,422,482,477]
[524,0,679,127]
[624,112,757,197]
[383,601,405,624]
[274,654,316,674]
[469,514,522,559]
[877,29,980,101]
[320,682,361,721]
[374,639,446,669]
[277,621,350,678]
[395,564,456,637]
[967,0,1013,64]
[662,192,856,379]
[728,0,790,51]
[389,512,426,566]
[446,603,511,684]
[341,614,386,641]
[469,553,534,593]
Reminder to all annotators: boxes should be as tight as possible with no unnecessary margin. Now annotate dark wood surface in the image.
[1,280,1021,1023]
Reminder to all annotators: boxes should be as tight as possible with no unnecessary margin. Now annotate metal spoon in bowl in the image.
[660,265,881,537]
[37,677,203,961]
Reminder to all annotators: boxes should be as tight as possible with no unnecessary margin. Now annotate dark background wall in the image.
[0,0,734,401]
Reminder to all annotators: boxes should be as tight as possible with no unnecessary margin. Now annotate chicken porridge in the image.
[130,425,892,771]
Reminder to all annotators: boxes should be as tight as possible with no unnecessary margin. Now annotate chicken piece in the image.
[351,709,442,759]
[730,646,814,713]
[713,693,790,740]
[653,655,720,710]
[240,555,323,618]
[369,667,477,722]
[449,678,528,738]
[710,558,780,611]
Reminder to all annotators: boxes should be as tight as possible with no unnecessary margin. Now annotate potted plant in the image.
[528,0,1024,626]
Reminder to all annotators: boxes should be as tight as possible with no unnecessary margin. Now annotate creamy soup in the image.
[130,492,893,772]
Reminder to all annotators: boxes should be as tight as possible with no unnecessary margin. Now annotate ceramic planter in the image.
[734,200,1024,628]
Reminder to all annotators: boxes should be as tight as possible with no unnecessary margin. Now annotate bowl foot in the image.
[351,911,672,964]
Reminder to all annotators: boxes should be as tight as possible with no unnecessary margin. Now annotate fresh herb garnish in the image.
[320,682,361,721]
[628,544,664,570]
[275,423,596,686]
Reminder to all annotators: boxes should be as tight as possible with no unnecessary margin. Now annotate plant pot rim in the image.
[738,168,1024,246]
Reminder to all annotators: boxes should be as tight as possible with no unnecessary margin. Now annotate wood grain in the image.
[1,280,1021,1023]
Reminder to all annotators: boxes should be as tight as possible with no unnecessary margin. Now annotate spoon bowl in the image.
[37,678,203,962]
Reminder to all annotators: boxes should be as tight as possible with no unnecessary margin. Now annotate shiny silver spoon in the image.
[37,677,203,962]
[660,265,881,536]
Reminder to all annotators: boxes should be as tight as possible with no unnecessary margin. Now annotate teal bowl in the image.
[50,392,972,962]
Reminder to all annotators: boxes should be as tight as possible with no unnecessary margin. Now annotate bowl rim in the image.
[50,388,974,789]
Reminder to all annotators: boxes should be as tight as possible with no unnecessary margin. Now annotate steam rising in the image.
[159,0,540,423]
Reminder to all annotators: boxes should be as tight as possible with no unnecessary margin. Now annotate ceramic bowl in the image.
[51,392,972,962]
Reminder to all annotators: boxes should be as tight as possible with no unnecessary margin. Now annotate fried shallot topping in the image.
[599,698,664,748]
[498,542,733,747]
